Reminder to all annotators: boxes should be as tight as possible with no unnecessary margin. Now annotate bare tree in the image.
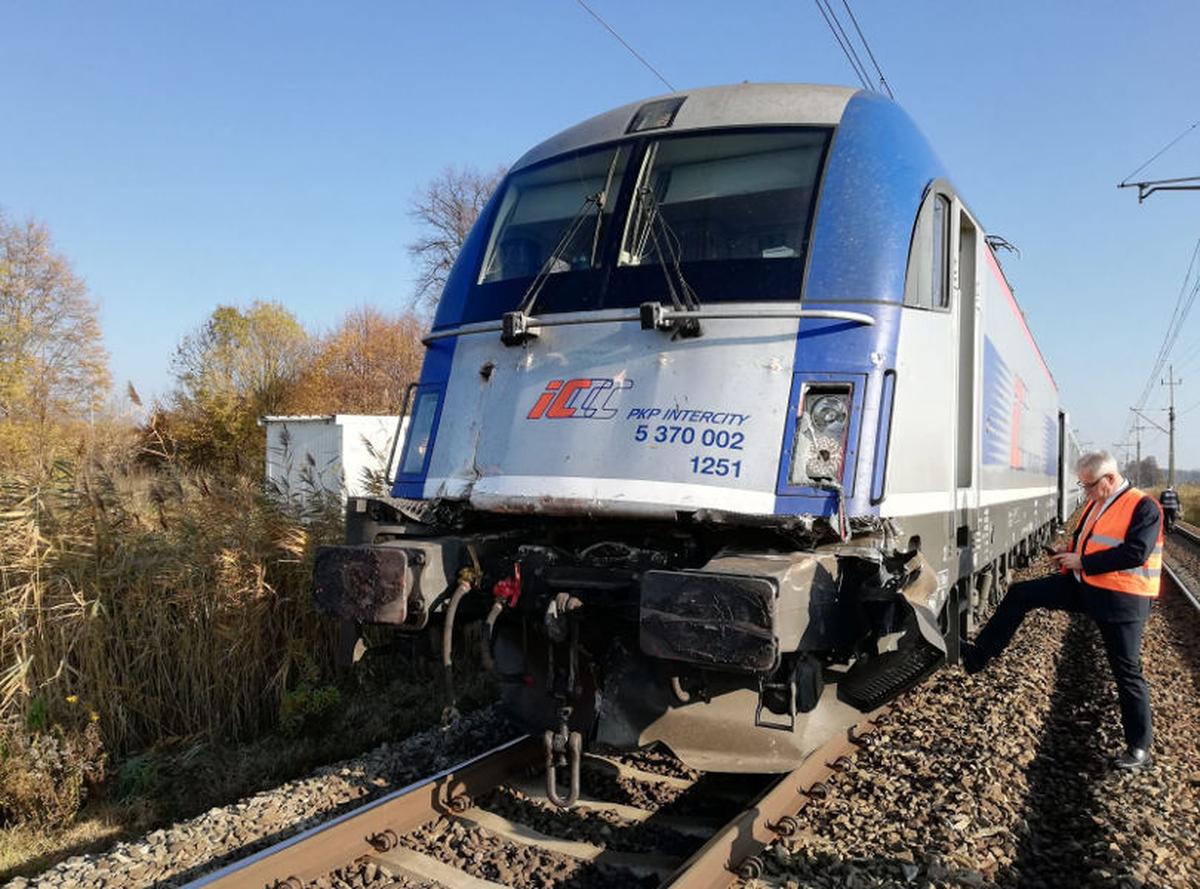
[407,164,506,309]
[0,212,110,448]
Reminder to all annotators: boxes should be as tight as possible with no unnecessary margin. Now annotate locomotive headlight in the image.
[789,385,852,485]
[808,394,849,436]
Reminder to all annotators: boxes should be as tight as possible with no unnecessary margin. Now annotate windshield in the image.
[479,146,628,284]
[454,127,832,326]
[621,130,827,267]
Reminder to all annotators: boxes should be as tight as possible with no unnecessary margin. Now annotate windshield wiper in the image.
[503,151,627,346]
[501,191,604,346]
[631,186,702,338]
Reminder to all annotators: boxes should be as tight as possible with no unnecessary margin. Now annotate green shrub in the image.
[278,683,342,738]
[115,753,161,801]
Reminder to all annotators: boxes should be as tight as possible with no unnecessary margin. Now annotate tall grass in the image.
[1172,483,1199,523]
[0,456,341,755]
[1146,482,1197,526]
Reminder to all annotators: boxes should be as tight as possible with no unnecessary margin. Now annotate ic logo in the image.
[527,378,633,420]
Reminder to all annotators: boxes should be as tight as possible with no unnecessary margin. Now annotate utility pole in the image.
[1132,404,1172,488]
[1112,441,1134,473]
[1130,419,1150,487]
[1163,365,1182,487]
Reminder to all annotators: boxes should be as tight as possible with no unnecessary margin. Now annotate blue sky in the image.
[3,1,1199,468]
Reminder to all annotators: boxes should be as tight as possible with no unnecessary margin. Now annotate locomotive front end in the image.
[314,84,955,787]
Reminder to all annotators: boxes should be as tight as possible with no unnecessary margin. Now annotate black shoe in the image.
[960,641,986,675]
[1113,747,1153,770]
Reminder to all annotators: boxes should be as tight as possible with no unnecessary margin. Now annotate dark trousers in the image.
[973,572,1153,750]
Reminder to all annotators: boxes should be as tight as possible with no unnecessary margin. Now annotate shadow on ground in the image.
[1000,615,1148,889]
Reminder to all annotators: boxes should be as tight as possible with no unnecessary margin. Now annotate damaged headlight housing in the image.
[789,384,851,485]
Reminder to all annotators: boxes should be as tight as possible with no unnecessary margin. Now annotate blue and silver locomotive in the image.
[315,84,1082,801]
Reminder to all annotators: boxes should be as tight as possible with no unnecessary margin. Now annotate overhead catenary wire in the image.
[1179,396,1200,416]
[574,0,675,93]
[839,0,894,99]
[1119,120,1200,187]
[1170,350,1200,385]
[1139,271,1199,408]
[813,0,870,90]
[1167,326,1200,376]
[1145,240,1200,381]
[1125,239,1200,442]
[812,0,895,99]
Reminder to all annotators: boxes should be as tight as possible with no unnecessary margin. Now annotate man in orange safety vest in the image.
[962,451,1162,770]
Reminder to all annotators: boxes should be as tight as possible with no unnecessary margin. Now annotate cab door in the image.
[880,186,957,576]
[953,203,981,579]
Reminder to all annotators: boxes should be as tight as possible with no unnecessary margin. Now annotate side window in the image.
[905,190,952,310]
[932,195,950,308]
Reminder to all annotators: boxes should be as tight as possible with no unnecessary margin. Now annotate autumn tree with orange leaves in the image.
[289,307,425,416]
[0,212,111,466]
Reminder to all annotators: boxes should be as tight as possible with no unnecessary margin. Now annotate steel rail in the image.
[664,708,891,888]
[1172,522,1200,546]
[181,734,538,889]
[180,710,892,889]
[1164,526,1200,614]
[1161,562,1200,613]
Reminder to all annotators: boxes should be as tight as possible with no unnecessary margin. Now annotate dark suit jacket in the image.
[1071,491,1161,622]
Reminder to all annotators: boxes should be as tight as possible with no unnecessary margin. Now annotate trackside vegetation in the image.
[0,184,496,877]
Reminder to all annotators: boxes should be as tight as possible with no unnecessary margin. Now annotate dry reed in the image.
[0,457,340,755]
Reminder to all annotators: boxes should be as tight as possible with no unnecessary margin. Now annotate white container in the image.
[261,414,407,506]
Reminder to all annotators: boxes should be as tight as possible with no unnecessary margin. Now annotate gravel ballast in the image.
[4,706,519,889]
[742,551,1200,889]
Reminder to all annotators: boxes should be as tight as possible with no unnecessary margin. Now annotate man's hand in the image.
[1051,551,1082,571]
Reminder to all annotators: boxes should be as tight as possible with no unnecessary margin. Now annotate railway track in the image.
[27,539,1198,889]
[183,711,893,889]
[1165,521,1200,613]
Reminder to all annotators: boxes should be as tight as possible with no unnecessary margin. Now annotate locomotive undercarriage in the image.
[314,497,950,802]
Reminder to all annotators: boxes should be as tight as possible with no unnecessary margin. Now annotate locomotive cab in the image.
[315,84,1067,794]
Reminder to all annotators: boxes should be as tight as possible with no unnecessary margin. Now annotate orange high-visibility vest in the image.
[1070,487,1163,597]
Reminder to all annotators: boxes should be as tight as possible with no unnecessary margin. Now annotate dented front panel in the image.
[421,313,801,518]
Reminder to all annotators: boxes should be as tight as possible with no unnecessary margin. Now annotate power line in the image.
[1118,120,1200,201]
[813,0,870,90]
[1125,239,1200,442]
[1149,243,1200,382]
[1180,396,1200,416]
[839,0,894,99]
[574,0,675,93]
[821,1,872,87]
[1119,120,1200,186]
[1168,333,1200,376]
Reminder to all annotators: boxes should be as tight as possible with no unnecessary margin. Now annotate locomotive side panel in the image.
[976,243,1060,559]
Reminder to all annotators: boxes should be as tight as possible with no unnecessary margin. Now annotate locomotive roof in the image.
[512,83,861,171]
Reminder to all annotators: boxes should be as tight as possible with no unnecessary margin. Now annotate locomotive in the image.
[314,84,1082,805]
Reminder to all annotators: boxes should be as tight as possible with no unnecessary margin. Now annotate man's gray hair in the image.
[1076,450,1119,478]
